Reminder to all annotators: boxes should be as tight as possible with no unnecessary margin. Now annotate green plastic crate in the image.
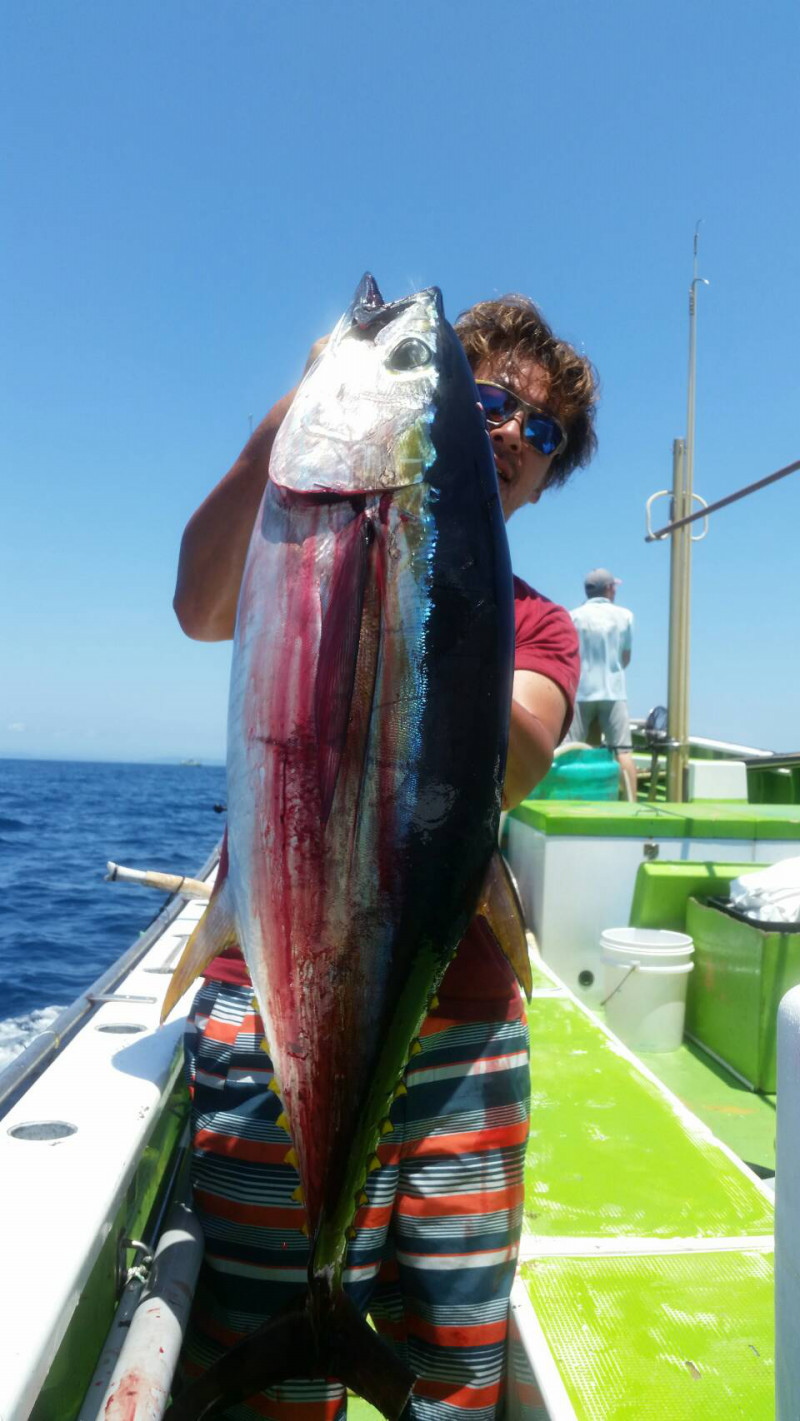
[685,895,800,1091]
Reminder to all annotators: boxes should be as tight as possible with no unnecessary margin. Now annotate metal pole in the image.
[678,444,692,802]
[666,439,689,800]
[666,227,708,803]
[78,1202,205,1421]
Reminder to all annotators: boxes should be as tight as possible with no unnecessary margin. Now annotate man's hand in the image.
[304,334,330,373]
[174,337,335,642]
[173,389,296,641]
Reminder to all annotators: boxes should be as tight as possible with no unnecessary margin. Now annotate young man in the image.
[173,294,598,1420]
[568,569,636,800]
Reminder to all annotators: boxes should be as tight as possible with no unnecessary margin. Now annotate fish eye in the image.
[387,338,433,372]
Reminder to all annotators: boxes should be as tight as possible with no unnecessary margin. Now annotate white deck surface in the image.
[0,891,208,1421]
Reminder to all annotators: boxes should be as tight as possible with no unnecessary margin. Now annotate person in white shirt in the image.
[568,568,636,800]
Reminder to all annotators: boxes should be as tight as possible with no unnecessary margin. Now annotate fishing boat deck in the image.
[639,1039,776,1177]
[511,960,774,1419]
[353,954,775,1421]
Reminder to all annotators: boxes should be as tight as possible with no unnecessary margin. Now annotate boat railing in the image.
[630,719,774,763]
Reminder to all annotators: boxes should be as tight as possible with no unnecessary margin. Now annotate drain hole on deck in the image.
[96,1023,146,1035]
[9,1120,78,1141]
[578,970,595,988]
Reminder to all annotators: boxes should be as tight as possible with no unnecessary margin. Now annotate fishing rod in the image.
[105,861,212,899]
[645,456,800,542]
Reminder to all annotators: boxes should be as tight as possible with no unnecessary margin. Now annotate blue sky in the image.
[2,0,798,762]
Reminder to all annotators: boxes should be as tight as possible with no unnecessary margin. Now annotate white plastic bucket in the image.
[600,927,694,1053]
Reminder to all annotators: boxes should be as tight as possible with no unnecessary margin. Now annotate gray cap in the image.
[585,567,620,596]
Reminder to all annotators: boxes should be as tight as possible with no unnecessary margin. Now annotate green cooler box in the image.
[685,895,800,1091]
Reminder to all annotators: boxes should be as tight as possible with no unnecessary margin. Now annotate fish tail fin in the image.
[160,842,237,1023]
[163,1288,414,1421]
[474,848,533,999]
[326,1289,415,1418]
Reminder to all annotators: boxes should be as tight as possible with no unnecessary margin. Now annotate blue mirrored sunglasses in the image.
[476,382,567,459]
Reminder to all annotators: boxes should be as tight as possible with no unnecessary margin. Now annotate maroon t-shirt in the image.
[204,574,579,1008]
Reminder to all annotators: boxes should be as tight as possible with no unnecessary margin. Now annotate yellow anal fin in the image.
[160,876,237,1022]
[474,849,532,1000]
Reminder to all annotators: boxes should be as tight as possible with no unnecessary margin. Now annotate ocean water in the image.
[0,759,226,1069]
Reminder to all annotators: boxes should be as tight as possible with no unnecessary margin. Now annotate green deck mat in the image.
[519,1250,774,1420]
[524,994,774,1239]
[638,1040,776,1175]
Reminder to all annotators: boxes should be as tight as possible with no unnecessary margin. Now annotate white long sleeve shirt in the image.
[570,597,633,702]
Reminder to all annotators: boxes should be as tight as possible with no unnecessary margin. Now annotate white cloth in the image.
[570,598,633,702]
[729,857,800,925]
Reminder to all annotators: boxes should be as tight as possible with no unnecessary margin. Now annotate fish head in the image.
[270,275,448,496]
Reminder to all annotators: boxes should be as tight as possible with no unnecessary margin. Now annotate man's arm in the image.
[173,390,296,641]
[503,670,569,810]
[174,337,331,641]
[620,609,633,669]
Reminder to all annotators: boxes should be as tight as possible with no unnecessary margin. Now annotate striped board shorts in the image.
[180,979,530,1421]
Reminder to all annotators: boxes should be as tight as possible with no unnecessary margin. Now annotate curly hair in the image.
[455,295,598,487]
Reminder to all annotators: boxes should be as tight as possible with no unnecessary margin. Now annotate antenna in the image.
[685,220,710,513]
[644,226,711,802]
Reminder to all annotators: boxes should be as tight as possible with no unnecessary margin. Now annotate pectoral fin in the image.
[160,837,238,1022]
[475,850,532,1000]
